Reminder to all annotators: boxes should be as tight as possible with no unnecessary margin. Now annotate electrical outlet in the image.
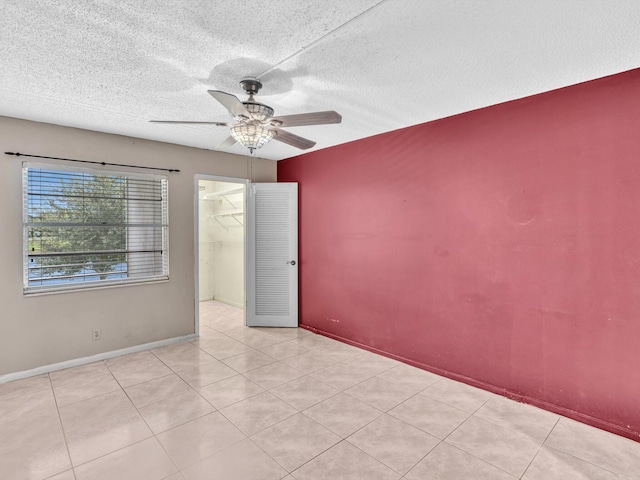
[92,328,101,341]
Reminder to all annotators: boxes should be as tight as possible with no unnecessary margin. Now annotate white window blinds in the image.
[23,164,169,293]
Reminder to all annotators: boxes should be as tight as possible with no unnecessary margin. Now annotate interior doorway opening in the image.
[197,177,247,329]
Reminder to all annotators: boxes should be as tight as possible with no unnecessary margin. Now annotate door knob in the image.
[287,260,296,265]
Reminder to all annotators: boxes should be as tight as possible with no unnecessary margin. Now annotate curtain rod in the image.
[4,152,180,173]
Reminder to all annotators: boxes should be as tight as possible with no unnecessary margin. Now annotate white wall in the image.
[198,180,245,307]
[0,116,276,375]
[198,182,216,301]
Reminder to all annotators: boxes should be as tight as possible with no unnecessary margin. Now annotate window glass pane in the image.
[23,165,169,293]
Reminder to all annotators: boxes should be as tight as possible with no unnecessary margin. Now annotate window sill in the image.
[23,277,170,297]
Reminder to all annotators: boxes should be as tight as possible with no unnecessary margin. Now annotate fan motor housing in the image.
[240,77,263,96]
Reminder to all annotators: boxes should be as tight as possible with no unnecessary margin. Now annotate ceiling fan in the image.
[150,77,342,153]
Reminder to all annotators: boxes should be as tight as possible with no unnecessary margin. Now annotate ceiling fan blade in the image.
[271,128,316,150]
[269,110,342,128]
[217,136,237,148]
[149,120,229,126]
[208,90,251,119]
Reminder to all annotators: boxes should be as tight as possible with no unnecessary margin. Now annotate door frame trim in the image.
[194,174,250,336]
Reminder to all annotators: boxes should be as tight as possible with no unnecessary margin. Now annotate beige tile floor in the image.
[1,300,639,479]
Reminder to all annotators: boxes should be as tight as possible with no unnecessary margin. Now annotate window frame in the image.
[22,162,169,295]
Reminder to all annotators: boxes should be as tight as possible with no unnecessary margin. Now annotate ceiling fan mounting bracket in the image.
[240,77,263,96]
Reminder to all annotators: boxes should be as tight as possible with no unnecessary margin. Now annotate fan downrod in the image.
[240,77,263,96]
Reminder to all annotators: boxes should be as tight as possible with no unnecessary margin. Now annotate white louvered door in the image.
[246,183,298,327]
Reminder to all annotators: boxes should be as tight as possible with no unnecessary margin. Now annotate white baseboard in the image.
[0,333,198,384]
[212,296,244,309]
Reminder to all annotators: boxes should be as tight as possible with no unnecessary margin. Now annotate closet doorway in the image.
[195,175,248,333]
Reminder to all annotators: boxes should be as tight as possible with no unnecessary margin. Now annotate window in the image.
[23,164,169,293]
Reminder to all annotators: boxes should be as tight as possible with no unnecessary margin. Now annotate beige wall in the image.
[0,116,276,375]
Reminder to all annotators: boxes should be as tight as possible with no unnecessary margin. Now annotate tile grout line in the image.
[268,375,340,411]
[519,416,561,479]
[380,385,457,478]
[245,334,456,475]
[343,373,442,411]
[71,437,159,472]
[432,394,519,479]
[63,362,157,472]
[539,432,635,480]
[335,376,451,475]
[63,357,190,475]
[123,345,239,477]
[236,435,295,476]
[49,372,79,479]
[104,353,211,478]
[398,438,445,479]
[200,378,265,411]
[211,347,386,471]
[344,437,415,478]
[470,404,563,458]
[215,390,298,438]
[151,426,183,478]
[342,408,431,476]
[287,438,379,478]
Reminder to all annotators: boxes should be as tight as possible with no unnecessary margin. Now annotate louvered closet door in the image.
[246,183,298,327]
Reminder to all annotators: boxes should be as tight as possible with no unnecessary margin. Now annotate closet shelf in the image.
[210,210,244,230]
[210,211,244,218]
[203,187,243,200]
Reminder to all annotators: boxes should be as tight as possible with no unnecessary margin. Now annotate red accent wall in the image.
[278,68,640,441]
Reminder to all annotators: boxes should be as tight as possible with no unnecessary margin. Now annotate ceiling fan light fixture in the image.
[243,102,274,122]
[230,124,274,152]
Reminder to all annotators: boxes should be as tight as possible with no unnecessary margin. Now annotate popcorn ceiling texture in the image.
[1,0,640,160]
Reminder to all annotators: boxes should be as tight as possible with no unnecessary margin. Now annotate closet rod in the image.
[4,152,180,173]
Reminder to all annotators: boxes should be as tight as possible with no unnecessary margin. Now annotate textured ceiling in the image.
[1,1,640,161]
